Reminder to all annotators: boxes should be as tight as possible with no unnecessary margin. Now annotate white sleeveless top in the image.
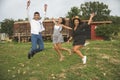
[53,25,62,35]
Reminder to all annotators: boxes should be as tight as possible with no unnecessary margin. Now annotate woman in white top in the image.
[52,17,72,61]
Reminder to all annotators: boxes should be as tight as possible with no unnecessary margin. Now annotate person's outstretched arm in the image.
[88,13,95,25]
[52,18,57,25]
[26,0,31,21]
[61,25,72,30]
[67,37,73,43]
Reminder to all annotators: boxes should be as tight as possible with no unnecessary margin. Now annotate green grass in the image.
[0,40,120,80]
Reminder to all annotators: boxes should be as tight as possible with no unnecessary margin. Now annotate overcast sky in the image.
[0,0,120,21]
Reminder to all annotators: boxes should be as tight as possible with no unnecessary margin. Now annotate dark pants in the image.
[30,34,44,54]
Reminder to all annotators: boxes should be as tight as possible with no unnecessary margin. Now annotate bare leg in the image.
[57,43,72,55]
[73,45,87,64]
[54,44,64,61]
[73,45,84,58]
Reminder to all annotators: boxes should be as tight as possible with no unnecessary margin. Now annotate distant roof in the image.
[14,19,112,24]
[91,21,112,24]
[14,21,29,24]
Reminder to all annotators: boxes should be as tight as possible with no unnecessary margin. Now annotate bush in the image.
[95,24,120,40]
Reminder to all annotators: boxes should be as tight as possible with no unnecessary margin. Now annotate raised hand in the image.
[52,18,58,25]
[52,18,55,21]
[27,0,31,9]
[88,12,95,25]
[90,12,95,18]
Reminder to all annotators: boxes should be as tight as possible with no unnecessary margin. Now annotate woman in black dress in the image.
[67,13,95,64]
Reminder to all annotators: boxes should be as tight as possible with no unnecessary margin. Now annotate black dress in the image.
[72,22,89,46]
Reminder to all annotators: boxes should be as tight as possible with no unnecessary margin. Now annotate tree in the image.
[109,16,120,24]
[17,19,24,21]
[25,18,29,21]
[66,1,111,21]
[80,1,111,21]
[66,7,81,19]
[0,19,14,36]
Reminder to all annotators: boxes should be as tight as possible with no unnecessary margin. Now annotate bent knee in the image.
[58,47,62,50]
[54,46,58,50]
[73,48,78,53]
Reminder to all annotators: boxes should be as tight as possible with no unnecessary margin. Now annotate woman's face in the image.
[74,19,80,26]
[58,18,62,24]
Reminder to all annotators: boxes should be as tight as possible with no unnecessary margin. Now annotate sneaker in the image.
[82,56,87,64]
[84,42,90,46]
[31,51,36,57]
[28,52,32,59]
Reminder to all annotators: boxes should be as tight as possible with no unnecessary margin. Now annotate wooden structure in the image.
[14,21,31,42]
[13,19,70,42]
[90,21,112,40]
[13,19,112,42]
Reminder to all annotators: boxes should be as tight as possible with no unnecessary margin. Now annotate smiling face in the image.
[73,18,80,26]
[58,17,62,24]
[34,12,40,20]
[58,17,65,25]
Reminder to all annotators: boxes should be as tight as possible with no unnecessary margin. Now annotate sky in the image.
[0,0,120,21]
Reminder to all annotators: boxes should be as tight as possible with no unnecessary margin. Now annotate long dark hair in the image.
[59,17,66,25]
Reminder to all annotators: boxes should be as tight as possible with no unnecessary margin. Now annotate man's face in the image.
[34,14,40,20]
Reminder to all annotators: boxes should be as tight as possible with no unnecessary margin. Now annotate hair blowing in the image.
[59,17,66,25]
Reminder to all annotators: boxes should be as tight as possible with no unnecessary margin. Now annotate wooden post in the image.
[91,25,96,40]
[18,33,21,43]
[91,25,103,40]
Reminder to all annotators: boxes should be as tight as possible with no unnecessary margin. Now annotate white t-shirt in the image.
[27,7,45,35]
[30,19,45,35]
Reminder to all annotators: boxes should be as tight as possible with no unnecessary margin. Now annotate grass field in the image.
[0,40,120,80]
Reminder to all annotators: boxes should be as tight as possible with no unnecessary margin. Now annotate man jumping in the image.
[26,0,45,59]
